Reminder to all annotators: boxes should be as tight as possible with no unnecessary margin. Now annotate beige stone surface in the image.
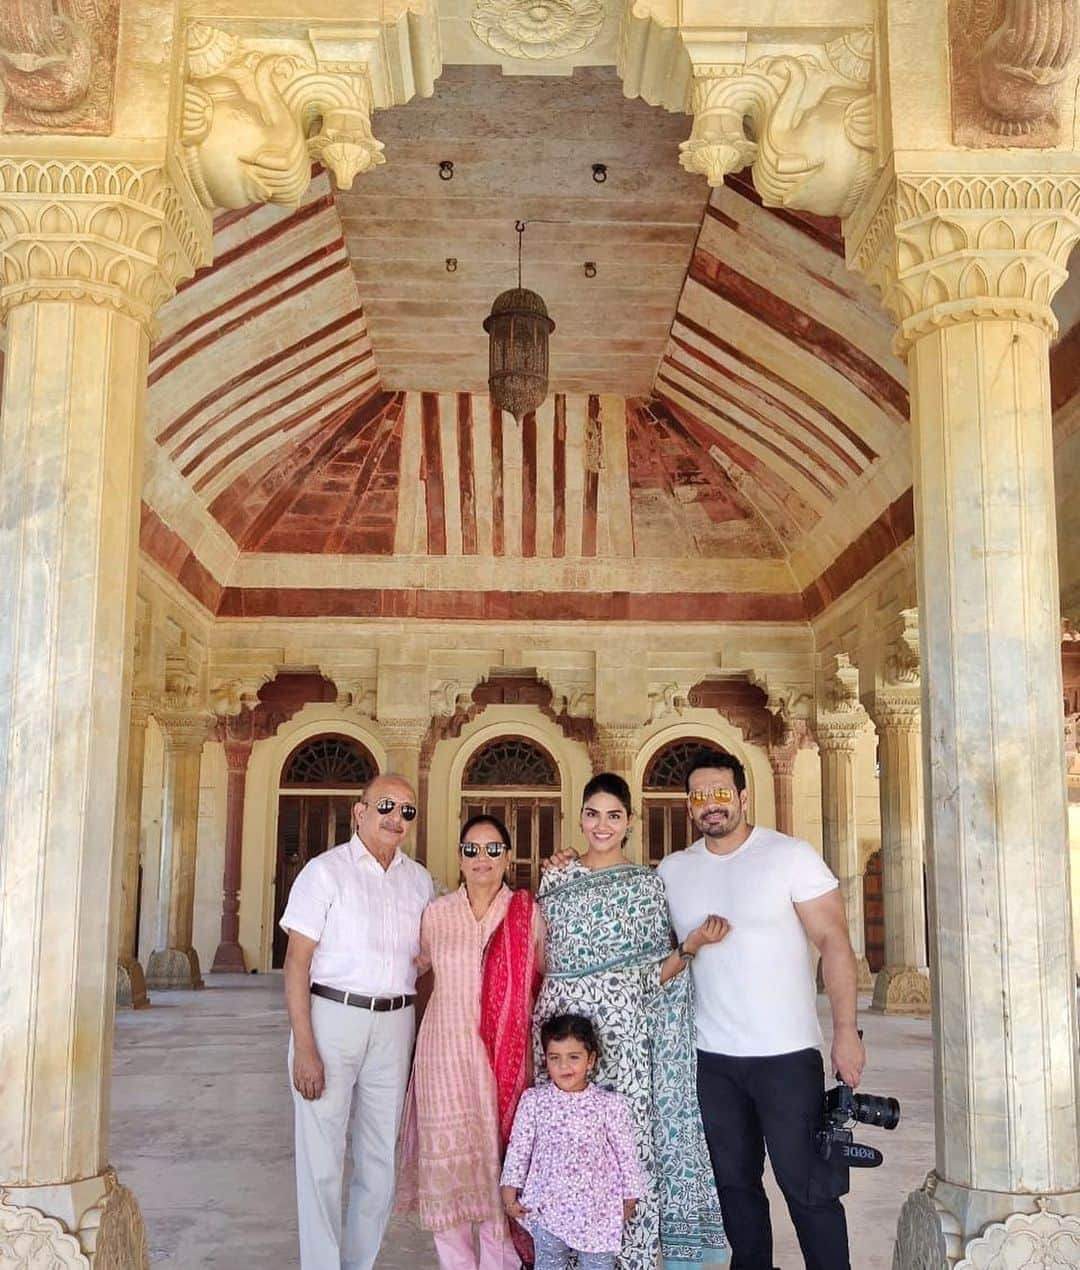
[109,975,934,1270]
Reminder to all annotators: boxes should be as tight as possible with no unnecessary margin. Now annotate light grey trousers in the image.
[532,1224,617,1270]
[289,995,415,1270]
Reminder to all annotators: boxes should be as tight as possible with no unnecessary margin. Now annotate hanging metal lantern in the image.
[483,220,555,422]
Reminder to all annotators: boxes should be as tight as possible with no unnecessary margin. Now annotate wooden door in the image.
[272,795,354,967]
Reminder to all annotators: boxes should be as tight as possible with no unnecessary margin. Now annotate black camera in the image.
[814,1082,900,1168]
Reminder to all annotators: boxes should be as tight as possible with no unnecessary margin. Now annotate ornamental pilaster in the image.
[595,722,642,779]
[116,689,154,1011]
[378,716,428,794]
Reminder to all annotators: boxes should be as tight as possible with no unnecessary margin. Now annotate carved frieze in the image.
[0,1193,90,1267]
[0,0,120,135]
[848,169,1080,354]
[678,29,877,218]
[470,0,605,60]
[0,159,211,328]
[949,1,1078,147]
[957,1203,1080,1268]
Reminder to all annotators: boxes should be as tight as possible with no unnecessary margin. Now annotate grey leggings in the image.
[532,1224,617,1270]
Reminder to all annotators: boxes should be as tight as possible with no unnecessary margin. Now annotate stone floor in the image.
[111,974,934,1268]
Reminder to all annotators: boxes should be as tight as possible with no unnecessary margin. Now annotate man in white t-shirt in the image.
[658,748,865,1270]
[280,772,435,1270]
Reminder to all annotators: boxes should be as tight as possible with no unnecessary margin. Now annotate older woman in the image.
[534,772,729,1270]
[398,814,544,1270]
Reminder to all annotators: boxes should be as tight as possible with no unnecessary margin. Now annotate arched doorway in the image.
[642,737,716,864]
[459,736,561,891]
[272,734,377,967]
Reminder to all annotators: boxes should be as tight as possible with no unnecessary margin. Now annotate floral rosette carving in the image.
[470,0,605,61]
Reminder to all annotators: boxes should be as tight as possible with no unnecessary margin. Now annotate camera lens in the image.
[851,1092,900,1131]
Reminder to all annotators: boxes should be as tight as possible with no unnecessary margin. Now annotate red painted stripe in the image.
[801,489,914,616]
[657,369,834,499]
[192,368,379,494]
[235,390,393,550]
[521,411,537,557]
[421,393,447,555]
[722,171,845,257]
[155,311,364,446]
[662,352,849,489]
[139,504,223,612]
[149,258,352,387]
[581,396,601,557]
[181,193,335,291]
[179,349,375,475]
[457,394,478,555]
[689,248,909,423]
[324,405,403,554]
[490,402,505,557]
[152,238,347,374]
[552,394,566,558]
[668,332,864,476]
[215,585,809,622]
[673,312,878,462]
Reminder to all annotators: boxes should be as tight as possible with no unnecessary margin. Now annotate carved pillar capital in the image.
[155,709,214,752]
[814,716,865,754]
[181,15,441,210]
[378,716,429,750]
[847,165,1080,355]
[595,722,642,774]
[0,158,212,330]
[677,29,877,217]
[871,689,921,735]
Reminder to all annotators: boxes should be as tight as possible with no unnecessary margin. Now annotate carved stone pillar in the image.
[594,722,641,783]
[850,167,1080,1254]
[869,691,930,1016]
[767,721,804,837]
[116,693,152,1010]
[146,711,212,990]
[210,717,254,975]
[378,717,427,800]
[0,156,207,1260]
[816,717,874,992]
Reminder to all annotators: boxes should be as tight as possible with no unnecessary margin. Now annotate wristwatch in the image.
[677,941,696,962]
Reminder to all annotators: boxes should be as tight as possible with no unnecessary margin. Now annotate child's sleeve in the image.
[606,1093,646,1199]
[499,1090,538,1189]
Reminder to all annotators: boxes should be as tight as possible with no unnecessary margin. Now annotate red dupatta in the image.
[480,888,539,1265]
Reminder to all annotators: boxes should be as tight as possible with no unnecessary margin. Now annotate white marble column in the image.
[116,692,152,1009]
[869,691,929,1015]
[816,718,874,990]
[0,159,206,1259]
[146,712,211,990]
[850,169,1080,1252]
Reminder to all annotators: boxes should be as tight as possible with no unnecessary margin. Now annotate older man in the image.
[281,772,434,1270]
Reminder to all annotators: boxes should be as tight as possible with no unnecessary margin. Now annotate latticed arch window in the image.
[642,736,717,864]
[281,735,376,789]
[463,737,559,789]
[644,738,717,791]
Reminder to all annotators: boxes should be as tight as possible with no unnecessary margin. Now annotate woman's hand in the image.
[684,914,731,954]
[501,1186,528,1220]
[623,1198,638,1222]
[292,1043,325,1101]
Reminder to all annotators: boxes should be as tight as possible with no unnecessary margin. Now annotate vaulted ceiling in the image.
[128,64,1080,622]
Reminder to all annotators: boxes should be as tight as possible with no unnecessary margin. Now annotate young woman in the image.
[397,814,544,1269]
[534,773,729,1270]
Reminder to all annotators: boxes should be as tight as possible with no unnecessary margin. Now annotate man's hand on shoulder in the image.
[293,1044,326,1100]
[831,1023,865,1088]
[541,849,579,873]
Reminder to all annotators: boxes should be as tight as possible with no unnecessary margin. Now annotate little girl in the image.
[500,1013,645,1270]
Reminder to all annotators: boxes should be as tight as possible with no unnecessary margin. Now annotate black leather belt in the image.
[311,983,415,1011]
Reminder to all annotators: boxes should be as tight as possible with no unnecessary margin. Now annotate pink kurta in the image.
[397,886,513,1231]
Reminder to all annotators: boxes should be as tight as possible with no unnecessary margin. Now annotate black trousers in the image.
[697,1047,850,1270]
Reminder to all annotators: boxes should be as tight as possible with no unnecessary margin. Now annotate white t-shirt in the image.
[658,826,838,1057]
[280,834,434,995]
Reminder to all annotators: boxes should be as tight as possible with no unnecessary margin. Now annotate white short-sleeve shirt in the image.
[658,826,838,1057]
[279,834,434,995]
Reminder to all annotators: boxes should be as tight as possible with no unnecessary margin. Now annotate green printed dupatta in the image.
[537,862,727,1269]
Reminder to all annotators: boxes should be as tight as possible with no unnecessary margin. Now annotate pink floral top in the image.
[500,1082,646,1254]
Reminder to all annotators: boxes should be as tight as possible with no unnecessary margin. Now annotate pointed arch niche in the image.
[427,707,593,889]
